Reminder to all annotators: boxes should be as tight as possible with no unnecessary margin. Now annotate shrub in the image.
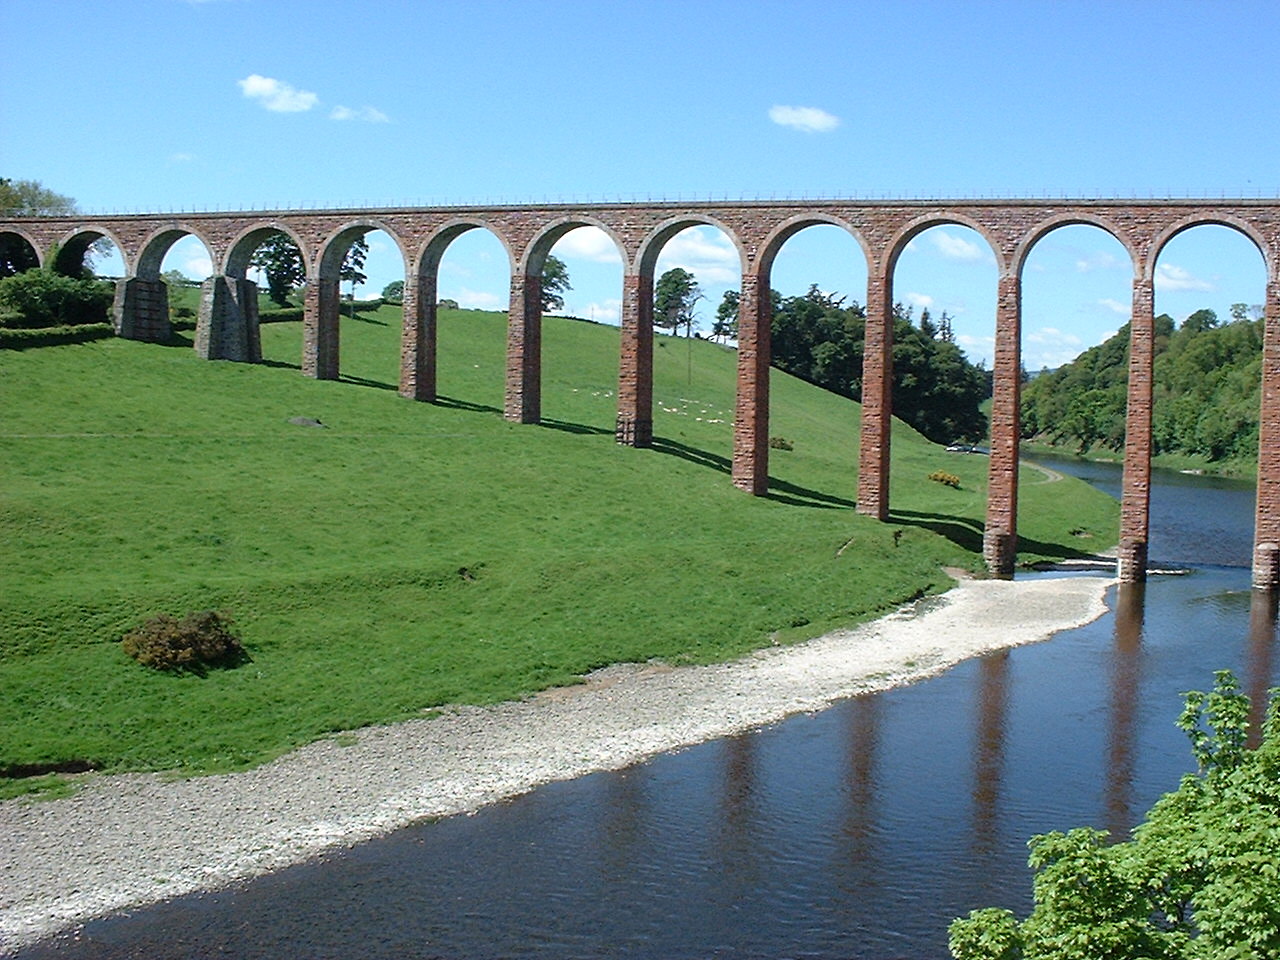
[769,436,794,451]
[259,306,304,323]
[929,470,961,489]
[121,610,249,674]
[0,268,114,328]
[0,322,113,350]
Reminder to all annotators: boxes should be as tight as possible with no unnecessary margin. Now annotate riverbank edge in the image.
[0,573,1113,953]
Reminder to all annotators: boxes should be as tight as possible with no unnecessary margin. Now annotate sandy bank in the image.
[0,573,1112,952]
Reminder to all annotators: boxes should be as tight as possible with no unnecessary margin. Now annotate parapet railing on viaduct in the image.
[5,198,1280,586]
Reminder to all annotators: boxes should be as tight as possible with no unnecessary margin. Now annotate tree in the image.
[654,267,702,337]
[949,671,1280,960]
[0,178,79,277]
[340,236,368,291]
[0,178,76,216]
[250,234,305,307]
[713,289,739,342]
[381,280,404,302]
[540,254,571,312]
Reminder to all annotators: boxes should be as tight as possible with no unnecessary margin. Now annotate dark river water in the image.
[15,455,1278,960]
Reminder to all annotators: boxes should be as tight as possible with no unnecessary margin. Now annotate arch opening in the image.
[1017,223,1134,559]
[309,225,406,388]
[764,222,868,496]
[0,231,40,277]
[1152,224,1268,481]
[428,224,514,412]
[888,223,997,447]
[535,224,625,432]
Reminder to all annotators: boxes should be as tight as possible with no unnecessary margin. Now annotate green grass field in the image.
[0,304,1119,797]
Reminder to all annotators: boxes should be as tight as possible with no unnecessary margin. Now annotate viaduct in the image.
[4,198,1279,587]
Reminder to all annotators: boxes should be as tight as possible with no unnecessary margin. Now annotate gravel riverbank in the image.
[1,574,1112,952]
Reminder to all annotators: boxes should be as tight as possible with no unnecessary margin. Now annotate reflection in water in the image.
[717,734,759,896]
[841,696,881,892]
[972,652,1009,857]
[1107,582,1145,838]
[1247,589,1278,746]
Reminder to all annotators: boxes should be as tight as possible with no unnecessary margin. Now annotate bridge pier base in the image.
[113,277,172,343]
[1117,537,1148,583]
[616,273,653,447]
[983,528,1017,579]
[196,276,261,362]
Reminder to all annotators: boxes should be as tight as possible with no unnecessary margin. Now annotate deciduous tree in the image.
[949,671,1280,960]
[654,267,702,337]
[540,254,571,312]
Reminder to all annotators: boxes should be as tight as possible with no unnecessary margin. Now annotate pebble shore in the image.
[0,574,1112,952]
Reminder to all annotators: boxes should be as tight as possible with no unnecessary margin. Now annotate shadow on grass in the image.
[541,418,614,437]
[435,395,503,416]
[650,436,853,509]
[260,358,302,371]
[890,507,1099,562]
[340,374,398,392]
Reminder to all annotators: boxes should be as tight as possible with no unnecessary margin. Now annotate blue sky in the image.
[4,0,1278,368]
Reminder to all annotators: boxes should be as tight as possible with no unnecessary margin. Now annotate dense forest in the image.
[1021,305,1264,465]
[738,285,989,445]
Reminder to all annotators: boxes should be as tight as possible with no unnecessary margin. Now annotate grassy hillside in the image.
[0,305,1118,797]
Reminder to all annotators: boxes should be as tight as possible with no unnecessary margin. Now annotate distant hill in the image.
[1021,308,1262,470]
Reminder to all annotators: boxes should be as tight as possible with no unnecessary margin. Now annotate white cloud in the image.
[905,292,934,309]
[1098,297,1130,316]
[956,332,995,365]
[768,105,841,133]
[655,227,739,284]
[578,299,622,325]
[1155,262,1213,292]
[331,105,390,123]
[169,152,196,163]
[553,227,623,264]
[930,231,985,262]
[238,74,318,113]
[455,288,504,310]
[1026,326,1083,349]
[1075,251,1123,272]
[184,254,213,278]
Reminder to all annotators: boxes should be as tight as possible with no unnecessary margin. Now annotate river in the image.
[13,455,1277,960]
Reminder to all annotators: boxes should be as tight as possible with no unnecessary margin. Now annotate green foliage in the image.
[259,306,305,323]
[766,285,989,444]
[0,321,113,349]
[0,177,76,216]
[1022,310,1262,466]
[250,234,306,307]
[949,671,1280,960]
[121,610,248,673]
[714,289,739,342]
[655,267,702,336]
[437,298,459,310]
[541,254,571,312]
[768,435,794,451]
[382,279,404,302]
[340,235,369,289]
[0,267,114,328]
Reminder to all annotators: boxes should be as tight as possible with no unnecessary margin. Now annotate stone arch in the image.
[636,214,748,279]
[520,216,628,276]
[116,225,220,347]
[135,223,220,280]
[0,228,42,275]
[756,212,871,278]
[1150,213,1274,283]
[318,217,409,280]
[224,221,312,280]
[53,225,130,276]
[1012,212,1137,282]
[886,211,1006,276]
[415,218,517,277]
